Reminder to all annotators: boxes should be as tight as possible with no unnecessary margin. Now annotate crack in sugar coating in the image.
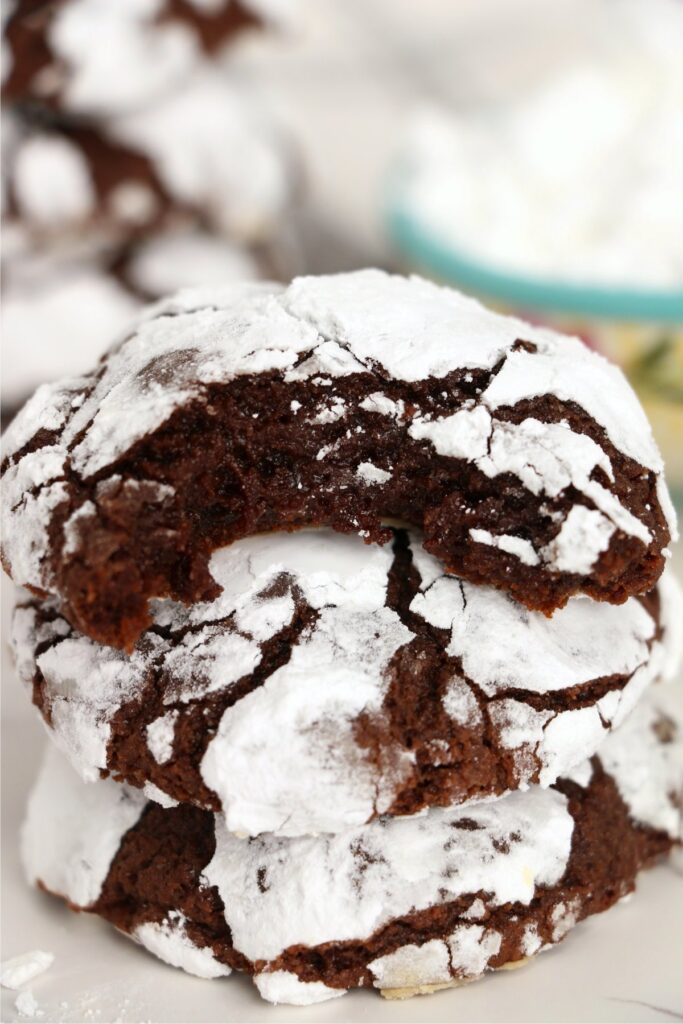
[1,272,675,649]
[24,700,680,1004]
[12,528,677,836]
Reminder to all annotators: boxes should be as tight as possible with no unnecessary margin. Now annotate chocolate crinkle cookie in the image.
[2,271,677,649]
[2,0,284,118]
[21,682,683,1005]
[11,529,683,836]
[3,69,297,248]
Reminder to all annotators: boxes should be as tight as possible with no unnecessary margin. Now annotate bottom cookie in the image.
[22,684,683,1006]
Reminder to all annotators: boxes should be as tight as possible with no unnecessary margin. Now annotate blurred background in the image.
[2,0,682,494]
[1,5,682,1020]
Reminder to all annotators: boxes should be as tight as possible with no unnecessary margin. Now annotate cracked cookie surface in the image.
[22,682,683,1004]
[12,527,682,836]
[2,270,677,648]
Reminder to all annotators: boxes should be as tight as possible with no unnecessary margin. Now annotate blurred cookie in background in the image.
[2,0,293,119]
[1,247,142,416]
[1,225,265,418]
[2,112,159,251]
[4,72,299,249]
[2,0,304,422]
[117,227,262,301]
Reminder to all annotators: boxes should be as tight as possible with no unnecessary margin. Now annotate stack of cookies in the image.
[4,270,682,1006]
[2,0,296,417]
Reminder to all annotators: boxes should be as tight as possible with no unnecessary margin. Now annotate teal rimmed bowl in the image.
[386,198,683,324]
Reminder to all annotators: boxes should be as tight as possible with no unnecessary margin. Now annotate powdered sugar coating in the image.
[368,940,452,989]
[146,712,179,765]
[12,529,679,837]
[12,135,96,228]
[12,601,153,781]
[356,461,393,485]
[126,229,260,299]
[448,925,502,976]
[412,412,653,561]
[109,69,292,241]
[540,506,615,574]
[201,604,413,835]
[469,528,540,567]
[412,568,656,694]
[1,270,663,468]
[599,679,683,838]
[254,972,345,1006]
[135,915,231,980]
[658,566,683,683]
[213,787,574,961]
[142,782,179,808]
[2,271,674,617]
[21,746,146,908]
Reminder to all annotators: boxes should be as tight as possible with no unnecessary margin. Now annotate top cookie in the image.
[2,0,282,118]
[1,270,676,648]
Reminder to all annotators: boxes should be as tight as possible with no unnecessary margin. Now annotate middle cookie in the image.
[12,528,681,837]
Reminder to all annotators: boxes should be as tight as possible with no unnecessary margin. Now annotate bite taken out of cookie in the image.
[2,271,677,649]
